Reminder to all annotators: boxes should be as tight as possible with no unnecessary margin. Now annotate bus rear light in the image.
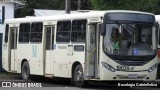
[158,49,160,58]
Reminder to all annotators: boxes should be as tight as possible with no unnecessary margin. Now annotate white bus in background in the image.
[155,15,160,79]
[2,10,158,87]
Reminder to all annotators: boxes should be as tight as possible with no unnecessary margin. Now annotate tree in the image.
[15,0,65,17]
[71,0,91,10]
[15,0,91,18]
[90,0,160,14]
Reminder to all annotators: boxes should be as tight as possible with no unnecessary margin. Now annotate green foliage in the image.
[90,0,160,14]
[71,0,91,10]
[15,0,90,18]
[15,0,65,17]
[15,0,160,18]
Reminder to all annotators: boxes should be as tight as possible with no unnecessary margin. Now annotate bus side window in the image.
[5,24,9,43]
[56,21,71,42]
[30,22,43,43]
[71,20,87,42]
[19,23,30,43]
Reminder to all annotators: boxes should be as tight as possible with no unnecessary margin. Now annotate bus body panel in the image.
[99,30,158,80]
[69,43,86,78]
[2,42,9,71]
[154,16,160,79]
[53,43,86,78]
[100,55,157,80]
[17,44,44,75]
[53,43,70,77]
[154,20,160,63]
[100,68,157,80]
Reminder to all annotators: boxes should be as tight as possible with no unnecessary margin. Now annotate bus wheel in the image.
[21,61,30,81]
[74,64,86,87]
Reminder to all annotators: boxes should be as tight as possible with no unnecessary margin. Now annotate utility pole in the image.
[77,0,81,10]
[65,0,71,14]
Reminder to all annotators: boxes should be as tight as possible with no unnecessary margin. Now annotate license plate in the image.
[128,74,138,78]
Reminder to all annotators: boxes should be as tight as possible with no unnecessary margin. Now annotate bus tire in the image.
[21,61,30,81]
[74,64,87,87]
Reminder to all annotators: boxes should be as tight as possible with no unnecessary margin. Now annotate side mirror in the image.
[100,23,105,35]
[155,22,159,29]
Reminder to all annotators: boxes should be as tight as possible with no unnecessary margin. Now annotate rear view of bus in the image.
[100,11,158,81]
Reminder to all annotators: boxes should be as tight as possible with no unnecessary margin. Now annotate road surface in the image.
[0,74,159,90]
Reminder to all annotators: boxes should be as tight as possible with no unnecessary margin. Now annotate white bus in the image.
[155,15,160,79]
[2,10,158,87]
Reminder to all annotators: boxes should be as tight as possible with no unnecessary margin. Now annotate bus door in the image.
[85,23,99,78]
[45,26,55,74]
[10,27,18,71]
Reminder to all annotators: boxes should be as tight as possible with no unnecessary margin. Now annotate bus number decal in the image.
[58,46,67,49]
[32,45,37,57]
[90,17,99,22]
[116,65,135,71]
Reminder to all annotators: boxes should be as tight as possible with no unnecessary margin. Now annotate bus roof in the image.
[5,10,154,24]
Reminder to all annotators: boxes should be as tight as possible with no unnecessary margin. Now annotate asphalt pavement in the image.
[0,73,159,90]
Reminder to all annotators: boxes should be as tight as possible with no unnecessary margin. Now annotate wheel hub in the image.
[76,70,83,81]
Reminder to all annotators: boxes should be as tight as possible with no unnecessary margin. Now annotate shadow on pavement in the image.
[0,73,159,89]
[29,76,157,89]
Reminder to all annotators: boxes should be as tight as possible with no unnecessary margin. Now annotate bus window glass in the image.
[30,22,43,43]
[46,27,51,50]
[71,20,87,42]
[19,23,30,43]
[11,28,18,49]
[138,27,152,44]
[56,21,71,42]
[103,13,157,61]
[5,24,9,43]
[104,23,156,60]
